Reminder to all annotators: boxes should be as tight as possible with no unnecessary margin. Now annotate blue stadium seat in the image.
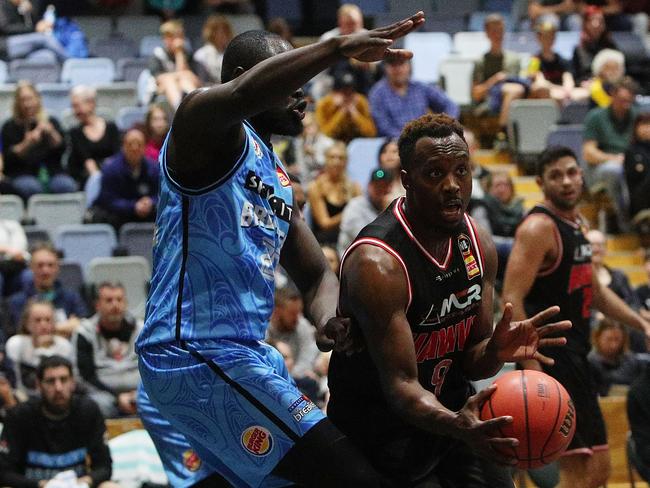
[0,194,24,222]
[90,36,138,64]
[119,222,155,269]
[88,256,150,318]
[404,32,453,83]
[266,0,302,27]
[546,124,584,167]
[26,193,86,238]
[61,58,116,86]
[71,16,114,41]
[9,59,60,83]
[96,82,138,120]
[346,137,386,189]
[116,106,148,132]
[54,223,117,277]
[116,16,161,41]
[37,83,71,115]
[116,57,149,82]
[559,101,590,125]
[22,225,51,248]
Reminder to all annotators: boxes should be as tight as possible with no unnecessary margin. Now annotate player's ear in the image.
[231,66,246,80]
[401,169,410,190]
[535,175,543,188]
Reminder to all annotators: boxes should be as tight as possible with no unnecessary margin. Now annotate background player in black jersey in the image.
[502,146,650,488]
[327,113,572,487]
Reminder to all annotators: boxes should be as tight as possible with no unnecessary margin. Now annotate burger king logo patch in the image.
[182,449,202,471]
[241,426,273,456]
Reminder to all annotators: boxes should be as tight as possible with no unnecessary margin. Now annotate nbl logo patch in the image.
[241,426,273,456]
[458,234,480,280]
[182,449,202,471]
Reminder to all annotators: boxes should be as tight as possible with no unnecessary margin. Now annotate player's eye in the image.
[457,166,469,176]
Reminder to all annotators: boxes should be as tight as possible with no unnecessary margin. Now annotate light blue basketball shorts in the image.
[138,339,325,488]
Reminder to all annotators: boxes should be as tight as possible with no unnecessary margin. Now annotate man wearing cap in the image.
[315,71,376,142]
[337,168,394,256]
[369,58,459,139]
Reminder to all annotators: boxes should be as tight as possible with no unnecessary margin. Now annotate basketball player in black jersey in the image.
[327,114,572,487]
[502,146,650,488]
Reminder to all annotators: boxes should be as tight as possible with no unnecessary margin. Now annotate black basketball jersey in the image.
[523,205,593,356]
[328,197,485,450]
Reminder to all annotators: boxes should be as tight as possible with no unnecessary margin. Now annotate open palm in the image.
[492,304,572,365]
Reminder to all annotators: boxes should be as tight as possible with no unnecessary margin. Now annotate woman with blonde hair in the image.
[193,14,234,83]
[307,142,361,244]
[1,81,74,200]
[5,299,73,399]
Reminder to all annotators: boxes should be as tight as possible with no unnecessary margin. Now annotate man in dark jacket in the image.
[0,355,114,488]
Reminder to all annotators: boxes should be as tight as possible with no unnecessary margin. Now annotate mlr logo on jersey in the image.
[182,449,202,471]
[276,165,291,187]
[241,426,273,456]
[458,234,480,280]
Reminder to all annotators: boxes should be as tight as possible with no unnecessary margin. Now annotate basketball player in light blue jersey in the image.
[137,12,426,488]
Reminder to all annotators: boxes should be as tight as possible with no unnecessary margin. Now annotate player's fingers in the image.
[480,415,513,432]
[489,436,519,449]
[468,384,497,407]
[529,305,561,326]
[532,351,555,366]
[383,48,414,62]
[497,302,513,328]
[374,11,424,37]
[536,320,572,337]
[486,439,519,466]
[537,337,567,349]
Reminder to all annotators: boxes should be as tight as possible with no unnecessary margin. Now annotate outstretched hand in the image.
[338,11,426,63]
[491,304,572,366]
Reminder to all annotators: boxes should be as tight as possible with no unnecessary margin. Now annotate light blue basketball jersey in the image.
[137,122,294,349]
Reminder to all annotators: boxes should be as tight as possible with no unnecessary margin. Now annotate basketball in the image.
[480,370,576,469]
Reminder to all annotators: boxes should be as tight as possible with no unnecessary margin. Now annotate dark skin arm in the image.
[463,222,570,379]
[279,194,352,352]
[167,12,425,189]
[340,244,519,464]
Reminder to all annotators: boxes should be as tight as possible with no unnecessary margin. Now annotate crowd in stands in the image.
[0,0,650,485]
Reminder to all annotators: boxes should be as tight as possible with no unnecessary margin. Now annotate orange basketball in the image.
[479,370,576,469]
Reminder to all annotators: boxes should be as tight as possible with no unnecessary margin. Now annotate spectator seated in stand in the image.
[527,20,584,105]
[149,19,202,109]
[588,48,625,108]
[0,355,116,488]
[587,229,647,352]
[588,318,644,396]
[337,167,393,257]
[572,6,617,86]
[90,128,160,231]
[370,57,459,139]
[470,171,524,285]
[7,241,88,338]
[0,217,28,297]
[192,14,233,84]
[1,81,76,201]
[73,281,142,418]
[0,0,69,62]
[315,71,376,143]
[143,103,170,162]
[68,85,121,188]
[377,138,405,202]
[624,113,650,235]
[265,286,321,382]
[5,300,73,400]
[292,110,335,186]
[471,14,525,131]
[582,78,637,233]
[307,142,361,245]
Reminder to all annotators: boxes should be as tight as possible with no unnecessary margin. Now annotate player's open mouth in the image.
[442,201,462,219]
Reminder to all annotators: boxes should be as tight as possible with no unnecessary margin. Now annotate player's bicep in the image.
[341,247,419,390]
[502,216,555,304]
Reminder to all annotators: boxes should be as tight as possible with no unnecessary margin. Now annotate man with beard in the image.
[0,355,114,488]
[327,113,571,487]
[136,13,426,488]
[502,146,650,488]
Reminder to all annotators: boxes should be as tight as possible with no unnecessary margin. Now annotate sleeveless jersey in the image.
[523,205,592,356]
[137,122,293,349]
[328,197,485,432]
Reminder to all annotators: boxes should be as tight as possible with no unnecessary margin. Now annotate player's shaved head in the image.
[221,30,291,83]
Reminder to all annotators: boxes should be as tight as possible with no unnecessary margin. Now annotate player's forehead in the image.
[413,134,468,165]
[543,156,579,177]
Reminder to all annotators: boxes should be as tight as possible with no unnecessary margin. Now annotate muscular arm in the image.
[168,14,423,189]
[592,271,650,336]
[339,245,461,436]
[501,214,558,370]
[280,194,339,336]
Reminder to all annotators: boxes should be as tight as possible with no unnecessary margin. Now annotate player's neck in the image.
[543,199,579,223]
[403,201,455,259]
